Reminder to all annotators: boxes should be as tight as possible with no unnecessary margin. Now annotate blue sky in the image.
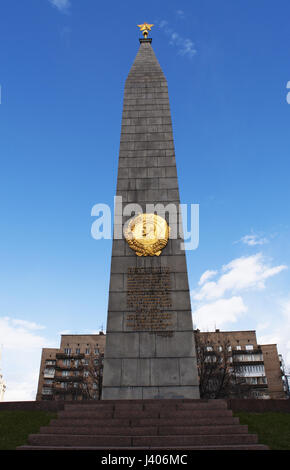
[1,0,290,400]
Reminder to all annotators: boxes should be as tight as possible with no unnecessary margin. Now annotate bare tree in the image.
[81,352,104,400]
[195,331,252,399]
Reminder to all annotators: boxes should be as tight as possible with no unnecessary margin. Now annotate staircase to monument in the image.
[18,399,268,450]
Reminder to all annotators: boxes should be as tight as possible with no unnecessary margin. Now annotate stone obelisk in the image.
[102,25,200,399]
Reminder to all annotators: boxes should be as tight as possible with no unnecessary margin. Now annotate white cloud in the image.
[256,321,271,331]
[192,253,287,334]
[170,33,196,58]
[192,253,287,302]
[238,233,269,246]
[257,299,290,370]
[159,20,169,29]
[159,19,196,58]
[176,10,185,19]
[0,317,48,351]
[10,318,45,331]
[198,270,218,286]
[193,296,248,330]
[48,0,71,13]
[58,329,72,335]
[5,373,40,402]
[0,317,55,401]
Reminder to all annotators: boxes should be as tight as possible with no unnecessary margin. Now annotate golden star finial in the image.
[137,23,154,38]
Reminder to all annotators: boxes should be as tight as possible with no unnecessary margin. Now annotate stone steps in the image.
[49,416,240,427]
[63,399,228,411]
[57,408,234,419]
[23,433,260,447]
[38,424,249,436]
[17,399,268,451]
[18,444,269,450]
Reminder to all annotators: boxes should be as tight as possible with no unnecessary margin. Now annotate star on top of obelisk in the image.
[137,23,154,38]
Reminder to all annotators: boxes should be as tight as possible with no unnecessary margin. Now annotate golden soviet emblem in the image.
[124,213,170,256]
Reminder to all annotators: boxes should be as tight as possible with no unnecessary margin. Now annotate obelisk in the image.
[102,25,200,399]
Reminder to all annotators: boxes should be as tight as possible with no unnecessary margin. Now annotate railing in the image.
[232,349,262,355]
[55,353,85,359]
[54,376,83,382]
[55,364,84,371]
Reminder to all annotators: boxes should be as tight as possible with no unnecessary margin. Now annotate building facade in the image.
[36,333,105,401]
[262,345,289,398]
[36,329,287,401]
[195,329,287,399]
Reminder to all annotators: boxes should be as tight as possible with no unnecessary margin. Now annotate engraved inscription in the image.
[126,267,173,333]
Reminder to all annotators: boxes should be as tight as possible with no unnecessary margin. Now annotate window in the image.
[240,365,265,376]
[258,377,267,385]
[45,360,56,365]
[246,377,258,385]
[205,355,216,363]
[76,348,80,354]
[85,348,90,355]
[44,368,55,378]
[84,371,89,377]
[236,345,242,350]
[62,370,70,377]
[246,344,254,350]
[227,346,232,352]
[63,359,71,366]
[64,348,72,355]
[94,348,99,354]
[235,353,263,362]
[206,346,213,351]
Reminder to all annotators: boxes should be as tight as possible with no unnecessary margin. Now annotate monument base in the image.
[101,385,200,400]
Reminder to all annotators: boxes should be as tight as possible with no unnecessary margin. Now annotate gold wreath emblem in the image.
[124,213,170,256]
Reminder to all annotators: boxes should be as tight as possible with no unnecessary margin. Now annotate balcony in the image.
[53,386,88,395]
[43,373,55,379]
[55,364,84,371]
[53,388,83,395]
[56,353,85,360]
[54,375,83,382]
[232,349,262,355]
[233,359,264,365]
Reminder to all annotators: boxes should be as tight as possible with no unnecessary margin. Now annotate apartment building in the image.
[36,333,105,401]
[195,329,287,399]
[36,329,287,401]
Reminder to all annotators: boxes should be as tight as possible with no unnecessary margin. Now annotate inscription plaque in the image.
[126,267,173,333]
